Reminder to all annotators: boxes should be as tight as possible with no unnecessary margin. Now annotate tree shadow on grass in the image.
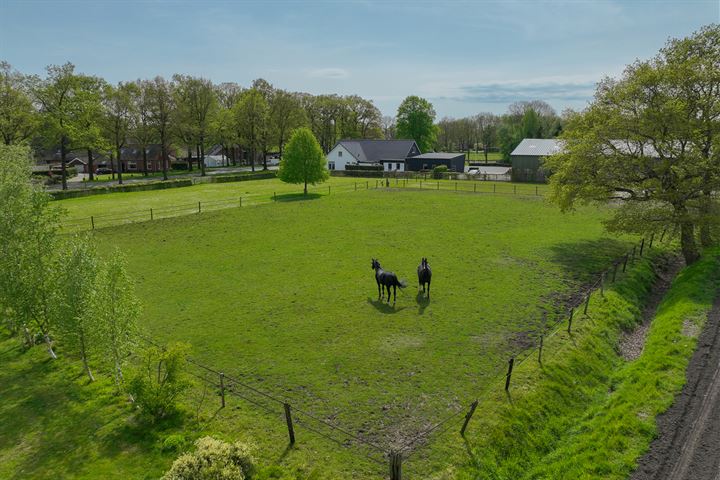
[367,298,407,314]
[548,238,631,282]
[273,192,322,202]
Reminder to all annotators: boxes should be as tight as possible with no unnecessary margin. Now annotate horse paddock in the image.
[89,186,631,478]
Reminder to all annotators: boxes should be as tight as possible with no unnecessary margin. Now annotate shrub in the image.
[345,164,383,171]
[432,164,448,179]
[162,434,188,453]
[162,436,256,480]
[127,342,192,421]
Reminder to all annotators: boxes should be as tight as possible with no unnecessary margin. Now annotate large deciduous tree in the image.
[269,89,305,159]
[0,62,37,145]
[103,82,137,185]
[396,96,437,152]
[147,76,174,181]
[546,25,720,265]
[173,75,218,176]
[278,127,328,195]
[233,88,268,172]
[131,79,157,176]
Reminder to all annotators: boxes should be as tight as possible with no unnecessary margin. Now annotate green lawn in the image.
[5,183,636,478]
[466,151,504,162]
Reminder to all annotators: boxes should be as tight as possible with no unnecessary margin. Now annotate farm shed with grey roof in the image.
[510,138,563,182]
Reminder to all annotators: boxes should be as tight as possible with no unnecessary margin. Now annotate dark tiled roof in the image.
[335,139,420,163]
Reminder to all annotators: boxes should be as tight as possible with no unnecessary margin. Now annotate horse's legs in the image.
[427,281,430,299]
[393,285,397,304]
[377,281,381,300]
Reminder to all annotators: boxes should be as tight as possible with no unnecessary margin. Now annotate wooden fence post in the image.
[274,192,277,201]
[649,232,654,249]
[460,400,479,436]
[455,181,457,191]
[437,181,439,190]
[639,238,645,257]
[513,185,517,194]
[239,196,242,207]
[600,272,605,297]
[612,262,619,282]
[493,183,496,193]
[474,183,477,193]
[660,228,666,242]
[355,182,357,191]
[538,335,544,364]
[390,451,402,480]
[505,357,515,391]
[90,216,95,230]
[328,185,331,195]
[150,208,154,220]
[198,201,201,213]
[535,185,539,196]
[568,309,574,333]
[623,253,629,272]
[284,403,295,444]
[584,294,590,315]
[219,372,225,408]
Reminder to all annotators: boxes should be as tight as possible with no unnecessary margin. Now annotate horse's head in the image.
[371,258,380,270]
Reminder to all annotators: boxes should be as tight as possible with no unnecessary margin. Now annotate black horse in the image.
[417,257,432,298]
[371,258,406,304]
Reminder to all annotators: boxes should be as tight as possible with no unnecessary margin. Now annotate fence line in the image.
[58,178,546,233]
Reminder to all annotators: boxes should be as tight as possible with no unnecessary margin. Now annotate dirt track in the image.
[630,295,720,480]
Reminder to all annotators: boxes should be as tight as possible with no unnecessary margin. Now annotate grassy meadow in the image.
[3,180,642,478]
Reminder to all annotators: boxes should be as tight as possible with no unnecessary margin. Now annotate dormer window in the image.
[338,150,343,157]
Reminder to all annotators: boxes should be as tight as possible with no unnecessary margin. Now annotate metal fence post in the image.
[505,357,515,391]
[284,403,295,444]
[460,400,479,436]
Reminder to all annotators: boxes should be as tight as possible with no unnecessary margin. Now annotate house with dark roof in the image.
[326,139,421,172]
[405,152,466,172]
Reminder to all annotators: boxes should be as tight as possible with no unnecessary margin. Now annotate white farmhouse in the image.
[326,139,421,172]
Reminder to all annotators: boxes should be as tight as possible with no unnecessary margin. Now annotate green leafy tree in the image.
[0,62,37,145]
[395,95,437,152]
[146,76,175,181]
[0,144,62,355]
[102,82,138,185]
[269,89,305,159]
[30,63,102,190]
[278,127,328,195]
[128,342,191,420]
[57,235,103,381]
[98,252,140,388]
[233,89,268,172]
[173,75,218,176]
[546,25,720,264]
[131,79,157,176]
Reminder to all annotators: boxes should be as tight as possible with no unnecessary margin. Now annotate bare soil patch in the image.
[619,255,685,360]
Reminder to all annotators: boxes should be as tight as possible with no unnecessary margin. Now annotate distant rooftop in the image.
[510,138,562,157]
[334,139,420,163]
[411,152,465,159]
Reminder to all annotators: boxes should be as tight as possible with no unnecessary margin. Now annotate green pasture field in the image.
[3,183,637,479]
[466,151,504,162]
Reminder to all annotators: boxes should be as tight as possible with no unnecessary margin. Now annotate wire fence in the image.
[58,178,546,233]
[128,228,664,480]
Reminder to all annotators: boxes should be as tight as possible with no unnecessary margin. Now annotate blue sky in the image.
[1,0,717,118]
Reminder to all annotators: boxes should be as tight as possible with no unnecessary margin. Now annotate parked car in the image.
[95,167,112,175]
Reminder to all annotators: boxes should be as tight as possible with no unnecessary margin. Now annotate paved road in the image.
[631,294,720,480]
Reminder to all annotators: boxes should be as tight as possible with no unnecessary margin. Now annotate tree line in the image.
[435,100,564,161]
[0,62,388,190]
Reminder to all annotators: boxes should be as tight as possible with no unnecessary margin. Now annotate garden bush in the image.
[162,436,256,480]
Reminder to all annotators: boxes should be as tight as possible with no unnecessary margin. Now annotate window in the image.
[127,162,137,171]
[396,163,401,170]
[328,161,335,170]
[338,150,343,157]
